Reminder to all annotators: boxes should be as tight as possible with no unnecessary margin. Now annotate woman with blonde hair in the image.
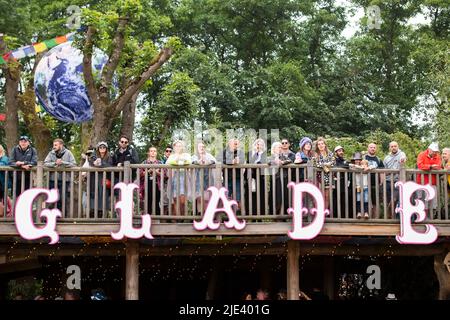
[167,140,192,217]
[312,137,335,210]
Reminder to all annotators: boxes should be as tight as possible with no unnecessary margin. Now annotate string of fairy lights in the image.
[2,237,409,299]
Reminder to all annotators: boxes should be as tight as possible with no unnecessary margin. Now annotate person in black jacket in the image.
[9,136,38,197]
[111,135,140,183]
[332,146,352,218]
[89,141,113,218]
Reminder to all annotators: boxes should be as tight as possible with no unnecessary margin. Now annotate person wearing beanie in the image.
[295,137,314,182]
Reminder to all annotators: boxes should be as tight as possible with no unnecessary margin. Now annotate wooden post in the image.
[323,256,334,300]
[125,241,139,300]
[124,161,131,183]
[399,162,406,183]
[287,240,300,300]
[434,252,450,300]
[36,161,44,221]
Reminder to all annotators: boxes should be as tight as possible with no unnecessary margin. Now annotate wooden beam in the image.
[125,241,139,300]
[287,241,299,300]
[323,256,335,300]
[0,243,447,258]
[2,221,450,236]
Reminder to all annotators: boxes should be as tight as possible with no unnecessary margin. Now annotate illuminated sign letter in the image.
[15,188,61,244]
[287,182,328,240]
[194,187,246,231]
[111,183,153,240]
[395,181,438,244]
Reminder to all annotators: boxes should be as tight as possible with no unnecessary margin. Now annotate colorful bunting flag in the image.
[23,46,35,56]
[55,35,67,44]
[35,104,43,113]
[0,114,6,122]
[0,32,75,65]
[11,49,26,59]
[33,42,47,53]
[44,39,58,49]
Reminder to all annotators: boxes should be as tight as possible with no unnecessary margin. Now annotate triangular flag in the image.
[0,56,6,64]
[35,104,43,113]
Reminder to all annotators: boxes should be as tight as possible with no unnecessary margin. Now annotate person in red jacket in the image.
[416,142,442,214]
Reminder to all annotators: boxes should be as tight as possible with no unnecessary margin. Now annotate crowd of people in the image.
[0,134,449,218]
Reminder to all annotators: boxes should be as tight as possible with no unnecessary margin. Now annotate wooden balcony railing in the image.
[0,162,449,224]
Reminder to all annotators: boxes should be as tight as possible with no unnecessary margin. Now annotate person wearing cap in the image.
[383,141,407,217]
[333,145,351,217]
[416,143,442,215]
[349,152,370,219]
[9,135,38,197]
[44,139,76,211]
[88,141,113,218]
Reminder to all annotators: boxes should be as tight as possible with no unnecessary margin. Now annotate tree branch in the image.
[100,17,129,101]
[82,26,101,108]
[111,47,173,117]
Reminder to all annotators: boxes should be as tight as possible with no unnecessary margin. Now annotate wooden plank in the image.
[2,221,450,236]
[287,240,299,300]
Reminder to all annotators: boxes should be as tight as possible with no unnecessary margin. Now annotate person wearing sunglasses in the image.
[111,135,140,167]
[161,146,173,164]
[111,135,140,188]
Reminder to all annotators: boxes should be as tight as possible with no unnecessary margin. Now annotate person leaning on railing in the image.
[44,139,76,211]
[246,138,267,215]
[167,140,192,217]
[269,141,293,214]
[0,145,12,217]
[88,141,113,218]
[192,142,216,214]
[139,146,165,215]
[312,137,336,210]
[442,147,450,198]
[220,138,246,207]
[349,152,370,219]
[9,135,38,198]
[416,143,442,216]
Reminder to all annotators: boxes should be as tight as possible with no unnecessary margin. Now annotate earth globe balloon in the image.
[34,41,110,123]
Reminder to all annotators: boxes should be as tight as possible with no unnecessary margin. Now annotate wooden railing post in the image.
[215,162,223,189]
[287,240,300,300]
[399,162,406,183]
[36,161,44,220]
[124,161,131,184]
[125,241,139,300]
